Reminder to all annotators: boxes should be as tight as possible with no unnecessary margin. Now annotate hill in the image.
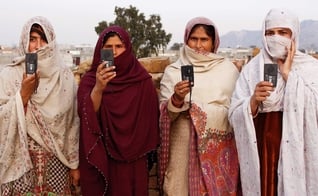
[220,20,318,51]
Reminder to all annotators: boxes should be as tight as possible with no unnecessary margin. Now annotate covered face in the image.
[18,16,55,55]
[262,8,300,59]
[91,25,132,69]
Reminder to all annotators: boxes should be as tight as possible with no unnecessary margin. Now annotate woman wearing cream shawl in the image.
[159,17,241,195]
[0,16,79,195]
[229,8,318,196]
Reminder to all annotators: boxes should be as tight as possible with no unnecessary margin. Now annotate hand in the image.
[250,81,274,115]
[277,40,295,81]
[69,168,80,187]
[173,80,190,103]
[94,62,116,92]
[20,70,40,107]
[91,63,116,111]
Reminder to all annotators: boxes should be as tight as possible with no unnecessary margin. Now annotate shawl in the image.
[0,16,79,185]
[77,26,160,195]
[229,8,318,195]
[159,17,239,194]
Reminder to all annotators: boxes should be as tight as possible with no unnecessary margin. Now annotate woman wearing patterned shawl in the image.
[229,8,318,196]
[0,16,80,195]
[77,26,160,196]
[159,17,241,195]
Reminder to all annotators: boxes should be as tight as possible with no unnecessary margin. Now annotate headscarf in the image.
[176,17,224,73]
[258,8,300,112]
[78,25,159,161]
[184,16,220,53]
[262,8,300,62]
[0,16,79,184]
[159,17,239,194]
[229,8,318,195]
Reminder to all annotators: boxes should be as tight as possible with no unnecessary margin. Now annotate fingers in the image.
[278,40,295,81]
[253,81,273,102]
[174,81,190,98]
[70,169,80,186]
[96,63,116,83]
[21,73,38,95]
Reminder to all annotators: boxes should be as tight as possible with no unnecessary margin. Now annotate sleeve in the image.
[228,62,262,194]
[159,65,190,121]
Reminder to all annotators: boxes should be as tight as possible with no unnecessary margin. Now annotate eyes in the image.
[265,29,292,37]
[29,35,47,44]
[188,37,211,44]
[103,44,125,50]
[29,36,40,43]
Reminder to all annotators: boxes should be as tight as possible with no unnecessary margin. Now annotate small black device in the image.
[100,49,114,68]
[181,65,194,87]
[264,63,278,87]
[25,53,37,75]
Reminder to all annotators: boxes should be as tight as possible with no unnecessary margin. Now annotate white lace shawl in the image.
[229,50,318,195]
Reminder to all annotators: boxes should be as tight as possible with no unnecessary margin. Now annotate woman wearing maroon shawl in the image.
[77,26,160,196]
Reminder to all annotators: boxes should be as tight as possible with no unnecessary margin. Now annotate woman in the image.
[229,8,318,195]
[0,16,80,195]
[159,17,241,195]
[77,25,160,196]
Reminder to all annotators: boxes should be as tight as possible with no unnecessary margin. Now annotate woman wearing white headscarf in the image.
[229,8,318,195]
[0,16,79,195]
[159,17,241,196]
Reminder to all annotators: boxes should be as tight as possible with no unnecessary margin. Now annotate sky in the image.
[1,0,317,47]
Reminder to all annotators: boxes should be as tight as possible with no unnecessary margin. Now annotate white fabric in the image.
[262,8,300,59]
[229,8,318,196]
[160,45,239,132]
[266,35,291,59]
[0,16,79,185]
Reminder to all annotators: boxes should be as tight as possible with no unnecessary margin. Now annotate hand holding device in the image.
[100,49,114,68]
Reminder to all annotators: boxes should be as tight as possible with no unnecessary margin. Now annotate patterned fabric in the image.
[1,137,72,195]
[159,17,240,196]
[0,16,79,190]
[159,102,240,195]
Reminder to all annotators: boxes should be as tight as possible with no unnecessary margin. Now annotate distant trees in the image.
[94,5,172,58]
[170,43,183,51]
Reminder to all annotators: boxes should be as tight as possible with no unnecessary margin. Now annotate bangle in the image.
[171,93,184,108]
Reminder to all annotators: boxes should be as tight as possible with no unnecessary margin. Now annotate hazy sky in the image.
[1,0,317,47]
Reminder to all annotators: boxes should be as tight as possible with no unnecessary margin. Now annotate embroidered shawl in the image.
[159,17,240,195]
[0,16,79,185]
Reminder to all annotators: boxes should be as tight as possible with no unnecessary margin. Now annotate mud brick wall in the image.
[139,57,170,195]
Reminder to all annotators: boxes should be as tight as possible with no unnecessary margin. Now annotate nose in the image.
[35,40,41,50]
[195,40,203,49]
[112,47,117,56]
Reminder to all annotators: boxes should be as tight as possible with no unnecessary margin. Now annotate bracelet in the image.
[171,93,184,108]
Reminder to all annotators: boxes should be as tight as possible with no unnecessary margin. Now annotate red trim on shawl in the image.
[158,102,240,195]
[158,101,171,192]
[158,102,205,194]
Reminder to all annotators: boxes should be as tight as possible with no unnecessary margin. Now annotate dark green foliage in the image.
[95,5,172,58]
